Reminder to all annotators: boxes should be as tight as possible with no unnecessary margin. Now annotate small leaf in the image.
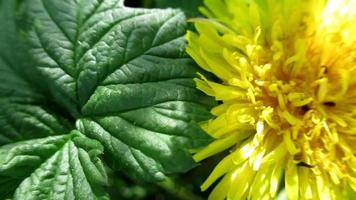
[0,132,109,200]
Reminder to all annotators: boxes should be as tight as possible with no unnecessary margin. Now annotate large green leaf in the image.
[20,0,214,182]
[0,0,214,198]
[0,131,108,200]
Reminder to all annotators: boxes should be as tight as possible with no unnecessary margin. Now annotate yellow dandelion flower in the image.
[186,0,356,199]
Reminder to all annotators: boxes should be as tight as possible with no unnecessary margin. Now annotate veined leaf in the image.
[0,0,71,145]
[0,131,108,200]
[0,0,214,198]
[20,0,214,182]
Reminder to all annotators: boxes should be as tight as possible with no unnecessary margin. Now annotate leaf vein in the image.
[41,0,75,44]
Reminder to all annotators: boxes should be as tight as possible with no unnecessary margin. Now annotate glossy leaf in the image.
[0,132,108,200]
[20,0,213,181]
[0,0,213,198]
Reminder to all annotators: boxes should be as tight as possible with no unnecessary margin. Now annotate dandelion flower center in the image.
[187,0,356,199]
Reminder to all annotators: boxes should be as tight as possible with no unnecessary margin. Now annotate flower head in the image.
[186,0,356,199]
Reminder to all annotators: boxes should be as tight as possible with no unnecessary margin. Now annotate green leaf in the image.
[0,0,214,198]
[19,0,214,182]
[152,0,203,17]
[0,99,72,145]
[0,0,72,145]
[0,131,108,200]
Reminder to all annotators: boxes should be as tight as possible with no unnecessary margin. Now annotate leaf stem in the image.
[157,177,204,200]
